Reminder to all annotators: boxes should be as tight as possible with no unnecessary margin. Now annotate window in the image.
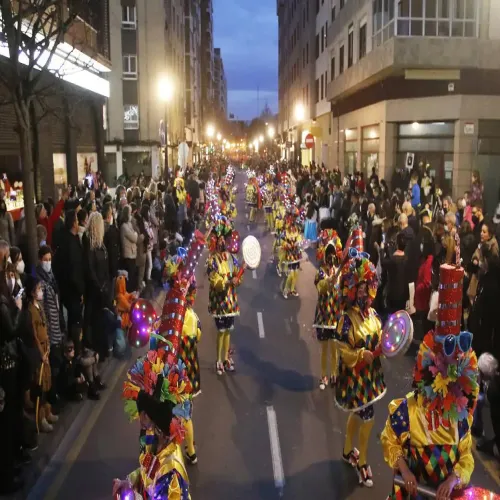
[124,105,139,130]
[348,24,354,67]
[315,78,320,102]
[320,74,324,100]
[316,34,320,58]
[332,6,336,22]
[339,44,344,73]
[372,0,395,47]
[122,55,137,79]
[331,56,335,80]
[359,22,367,59]
[122,6,137,29]
[321,26,325,52]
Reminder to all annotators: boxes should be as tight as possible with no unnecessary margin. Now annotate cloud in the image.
[214,0,277,118]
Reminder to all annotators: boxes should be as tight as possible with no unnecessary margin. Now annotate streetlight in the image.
[158,76,175,182]
[268,126,276,139]
[217,132,222,141]
[294,103,305,122]
[259,135,264,143]
[206,124,215,138]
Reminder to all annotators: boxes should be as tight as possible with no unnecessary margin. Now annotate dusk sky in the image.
[213,0,278,120]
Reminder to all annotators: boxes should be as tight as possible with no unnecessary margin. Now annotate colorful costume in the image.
[279,211,303,298]
[245,174,258,222]
[115,274,134,330]
[335,249,384,487]
[206,216,244,375]
[314,229,343,390]
[381,265,479,499]
[262,179,275,231]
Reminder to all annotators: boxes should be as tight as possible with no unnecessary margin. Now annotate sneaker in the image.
[39,418,53,433]
[47,413,59,424]
[357,464,374,487]
[185,449,198,465]
[216,361,225,376]
[290,290,299,297]
[282,290,288,299]
[342,448,360,468]
[223,358,235,373]
[319,377,328,390]
[276,266,282,277]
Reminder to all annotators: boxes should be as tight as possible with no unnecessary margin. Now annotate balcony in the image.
[327,37,500,102]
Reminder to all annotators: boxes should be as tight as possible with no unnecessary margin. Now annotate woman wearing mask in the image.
[0,242,25,494]
[9,247,26,289]
[140,204,154,283]
[83,212,111,358]
[36,246,65,403]
[0,199,15,245]
[25,276,58,432]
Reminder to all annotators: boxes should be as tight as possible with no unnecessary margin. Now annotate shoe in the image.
[0,477,24,495]
[282,290,288,299]
[88,385,101,400]
[185,449,198,465]
[330,376,336,388]
[95,376,106,390]
[47,413,59,424]
[223,358,235,373]
[342,448,360,468]
[25,442,38,452]
[276,266,282,277]
[216,361,225,376]
[357,464,374,487]
[290,290,299,297]
[319,377,328,390]
[39,418,53,433]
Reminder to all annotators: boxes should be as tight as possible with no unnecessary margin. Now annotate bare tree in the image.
[0,0,97,265]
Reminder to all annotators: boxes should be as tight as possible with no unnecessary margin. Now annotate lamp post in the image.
[158,77,174,183]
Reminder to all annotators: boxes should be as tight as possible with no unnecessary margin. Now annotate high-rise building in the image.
[185,0,203,162]
[201,0,215,133]
[324,0,500,204]
[214,48,228,119]
[277,0,318,164]
[106,0,186,180]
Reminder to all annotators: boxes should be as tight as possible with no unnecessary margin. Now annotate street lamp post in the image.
[158,77,174,183]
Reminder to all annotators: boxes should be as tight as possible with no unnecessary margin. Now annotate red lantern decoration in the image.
[127,323,151,348]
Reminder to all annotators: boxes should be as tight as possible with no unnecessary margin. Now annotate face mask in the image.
[41,261,52,273]
[36,289,44,301]
[16,260,25,274]
[444,225,449,233]
[7,256,11,264]
[420,243,424,253]
[472,215,479,226]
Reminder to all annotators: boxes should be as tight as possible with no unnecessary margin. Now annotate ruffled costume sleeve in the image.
[453,416,474,487]
[381,398,411,469]
[335,313,366,368]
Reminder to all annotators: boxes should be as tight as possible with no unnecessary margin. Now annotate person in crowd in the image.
[58,339,87,402]
[414,233,434,338]
[77,208,88,243]
[383,232,409,314]
[83,212,111,359]
[409,174,420,211]
[36,245,65,404]
[119,205,139,292]
[471,169,484,205]
[36,224,48,248]
[471,200,485,243]
[140,204,154,283]
[0,199,15,245]
[134,206,148,290]
[25,276,58,433]
[9,246,26,287]
[103,202,120,283]
[442,211,457,264]
[36,189,67,246]
[0,241,25,494]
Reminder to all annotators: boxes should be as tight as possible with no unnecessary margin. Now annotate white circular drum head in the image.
[381,310,414,358]
[242,235,261,270]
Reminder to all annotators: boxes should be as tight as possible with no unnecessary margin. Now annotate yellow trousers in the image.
[283,269,298,293]
[320,339,338,379]
[216,330,231,363]
[249,207,256,222]
[343,413,375,467]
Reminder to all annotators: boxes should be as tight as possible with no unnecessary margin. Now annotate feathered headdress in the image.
[316,229,342,264]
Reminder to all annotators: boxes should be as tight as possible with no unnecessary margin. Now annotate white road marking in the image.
[257,311,265,338]
[266,406,285,490]
[247,225,250,230]
[245,213,249,219]
[252,269,257,279]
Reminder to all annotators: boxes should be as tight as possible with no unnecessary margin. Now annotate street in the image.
[27,171,499,500]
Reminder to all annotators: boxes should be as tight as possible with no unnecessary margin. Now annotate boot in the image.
[87,382,100,401]
[95,375,106,390]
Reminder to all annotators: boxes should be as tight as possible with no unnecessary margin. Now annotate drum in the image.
[381,310,414,358]
[242,235,261,269]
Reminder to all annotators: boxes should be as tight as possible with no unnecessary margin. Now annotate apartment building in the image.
[0,0,111,202]
[106,0,186,180]
[214,48,228,119]
[201,0,215,131]
[326,0,500,205]
[185,0,203,163]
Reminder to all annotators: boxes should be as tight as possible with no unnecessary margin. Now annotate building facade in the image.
[214,48,228,119]
[0,0,111,204]
[106,0,186,181]
[201,0,215,134]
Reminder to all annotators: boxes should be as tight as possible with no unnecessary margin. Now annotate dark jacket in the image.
[383,253,410,303]
[104,222,120,279]
[0,294,21,345]
[83,235,111,308]
[57,231,85,299]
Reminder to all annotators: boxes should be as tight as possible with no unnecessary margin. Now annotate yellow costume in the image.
[279,222,303,298]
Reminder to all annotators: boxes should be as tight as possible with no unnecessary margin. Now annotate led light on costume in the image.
[380,264,483,499]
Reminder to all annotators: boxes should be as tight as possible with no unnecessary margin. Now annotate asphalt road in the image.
[28,170,500,500]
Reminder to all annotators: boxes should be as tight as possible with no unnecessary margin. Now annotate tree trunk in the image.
[18,111,38,269]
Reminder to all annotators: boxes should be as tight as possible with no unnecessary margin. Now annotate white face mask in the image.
[36,289,44,301]
[16,260,25,274]
[41,261,52,273]
[420,243,424,253]
[7,256,11,264]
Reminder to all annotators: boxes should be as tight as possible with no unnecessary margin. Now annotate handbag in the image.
[0,338,18,371]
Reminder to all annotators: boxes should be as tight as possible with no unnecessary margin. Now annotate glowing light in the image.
[268,126,276,139]
[294,103,305,121]
[412,121,419,129]
[158,77,175,102]
[259,135,264,143]
[206,124,215,138]
[217,133,222,141]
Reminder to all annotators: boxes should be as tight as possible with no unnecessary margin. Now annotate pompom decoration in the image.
[128,323,151,348]
[225,230,241,254]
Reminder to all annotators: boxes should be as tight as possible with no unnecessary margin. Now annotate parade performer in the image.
[335,249,385,488]
[314,228,343,390]
[381,264,479,499]
[280,208,303,299]
[262,175,275,232]
[220,186,237,221]
[245,173,258,222]
[206,216,244,375]
[175,172,187,223]
[272,206,286,276]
